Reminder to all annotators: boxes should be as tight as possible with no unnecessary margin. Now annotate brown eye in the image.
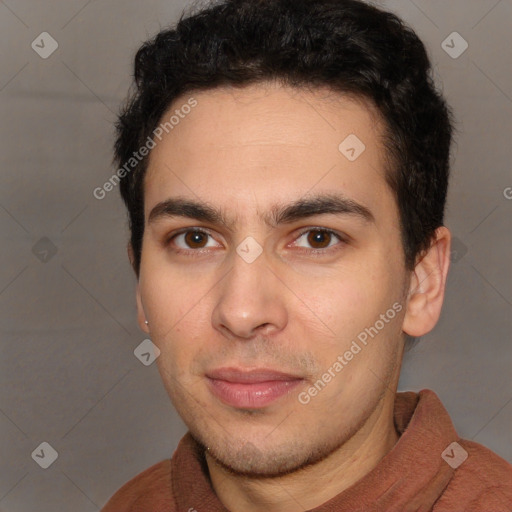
[293,228,344,253]
[168,229,219,252]
[307,229,333,249]
[183,230,209,248]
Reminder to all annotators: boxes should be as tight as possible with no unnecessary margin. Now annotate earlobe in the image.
[402,226,451,337]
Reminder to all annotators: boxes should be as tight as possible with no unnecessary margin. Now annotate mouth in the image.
[205,367,304,409]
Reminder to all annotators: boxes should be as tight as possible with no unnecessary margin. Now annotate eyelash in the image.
[165,227,346,258]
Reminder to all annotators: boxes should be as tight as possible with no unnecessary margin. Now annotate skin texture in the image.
[130,82,451,512]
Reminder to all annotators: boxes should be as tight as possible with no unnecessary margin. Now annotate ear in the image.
[127,241,137,274]
[127,242,150,334]
[402,226,451,337]
[135,281,150,334]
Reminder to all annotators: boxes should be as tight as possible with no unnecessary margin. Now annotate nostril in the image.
[257,322,272,334]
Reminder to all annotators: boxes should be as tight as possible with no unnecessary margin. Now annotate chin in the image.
[207,442,312,477]
[197,428,345,478]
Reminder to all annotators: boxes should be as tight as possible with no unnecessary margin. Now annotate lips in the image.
[207,367,301,383]
[206,367,304,408]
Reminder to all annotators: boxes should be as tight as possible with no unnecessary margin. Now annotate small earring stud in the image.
[144,320,149,326]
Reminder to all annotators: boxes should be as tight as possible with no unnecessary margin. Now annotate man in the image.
[102,0,512,510]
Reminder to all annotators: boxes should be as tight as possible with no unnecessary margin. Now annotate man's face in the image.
[137,83,410,476]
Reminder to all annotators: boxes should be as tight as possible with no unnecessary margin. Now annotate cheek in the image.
[140,268,214,357]
[304,291,365,345]
[298,271,381,341]
[297,263,402,372]
[140,256,201,326]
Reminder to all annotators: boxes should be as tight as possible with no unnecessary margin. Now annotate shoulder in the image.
[101,459,175,511]
[434,439,512,511]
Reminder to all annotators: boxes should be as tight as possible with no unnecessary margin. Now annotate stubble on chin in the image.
[192,404,376,479]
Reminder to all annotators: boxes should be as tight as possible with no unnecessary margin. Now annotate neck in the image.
[205,390,399,512]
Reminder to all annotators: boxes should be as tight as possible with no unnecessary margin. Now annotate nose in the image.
[211,251,288,340]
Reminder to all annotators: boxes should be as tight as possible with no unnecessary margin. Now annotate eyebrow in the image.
[147,192,375,230]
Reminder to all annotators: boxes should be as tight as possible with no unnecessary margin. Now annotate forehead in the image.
[144,83,396,226]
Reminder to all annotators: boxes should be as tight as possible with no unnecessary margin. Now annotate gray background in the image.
[0,0,510,510]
